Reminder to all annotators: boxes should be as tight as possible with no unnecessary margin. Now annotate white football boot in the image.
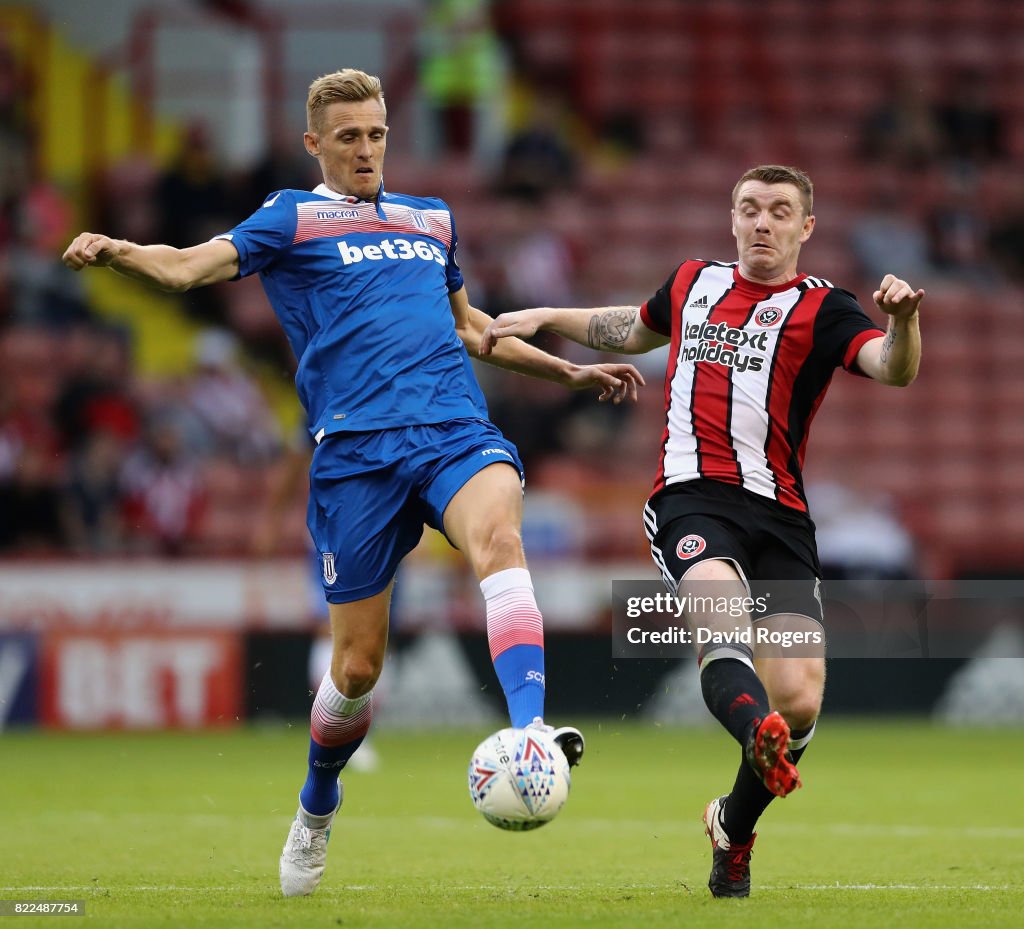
[279,785,343,897]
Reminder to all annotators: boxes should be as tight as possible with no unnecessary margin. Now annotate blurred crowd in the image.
[852,65,1024,288]
[1,1,1020,566]
[0,33,287,556]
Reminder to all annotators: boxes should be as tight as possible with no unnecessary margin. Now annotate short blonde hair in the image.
[306,69,385,132]
[733,165,814,215]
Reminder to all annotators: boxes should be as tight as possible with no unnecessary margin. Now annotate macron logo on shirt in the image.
[317,209,360,220]
[338,238,447,267]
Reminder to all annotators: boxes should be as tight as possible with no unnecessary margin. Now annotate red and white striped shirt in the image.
[640,260,884,513]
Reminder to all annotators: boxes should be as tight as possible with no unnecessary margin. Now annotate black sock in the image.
[723,722,816,843]
[788,723,815,765]
[699,655,771,746]
[722,757,774,844]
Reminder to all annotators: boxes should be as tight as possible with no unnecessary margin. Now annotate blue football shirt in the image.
[215,183,489,440]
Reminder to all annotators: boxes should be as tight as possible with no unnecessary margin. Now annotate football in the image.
[467,727,571,831]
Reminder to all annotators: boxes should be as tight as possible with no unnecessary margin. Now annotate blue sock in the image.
[298,679,373,816]
[493,644,545,728]
[481,568,546,728]
[300,735,365,815]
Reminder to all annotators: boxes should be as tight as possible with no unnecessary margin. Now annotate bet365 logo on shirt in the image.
[338,238,446,267]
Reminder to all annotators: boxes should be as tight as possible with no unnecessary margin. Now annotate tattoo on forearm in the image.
[880,326,897,364]
[587,309,636,350]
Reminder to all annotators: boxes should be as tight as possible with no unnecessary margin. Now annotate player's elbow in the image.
[162,246,234,292]
[620,335,654,356]
[456,326,482,358]
[867,358,918,387]
[160,274,193,293]
[881,367,918,388]
[151,258,199,292]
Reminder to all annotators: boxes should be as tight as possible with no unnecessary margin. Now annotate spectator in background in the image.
[157,122,231,248]
[55,323,140,454]
[62,429,126,554]
[0,37,29,138]
[807,481,916,582]
[230,126,317,218]
[469,198,587,471]
[0,326,67,551]
[119,413,205,556]
[421,0,508,163]
[934,67,1006,169]
[859,73,942,169]
[591,108,648,173]
[0,37,33,299]
[93,154,160,245]
[0,36,31,201]
[497,94,578,200]
[462,196,578,319]
[924,170,994,286]
[0,430,66,552]
[156,122,232,324]
[496,199,576,308]
[185,328,281,466]
[850,170,935,284]
[4,180,91,325]
[988,174,1024,285]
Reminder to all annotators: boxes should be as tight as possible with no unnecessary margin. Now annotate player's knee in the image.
[330,655,381,698]
[476,523,524,575]
[774,688,821,731]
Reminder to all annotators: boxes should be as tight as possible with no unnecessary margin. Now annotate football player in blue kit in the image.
[63,68,644,896]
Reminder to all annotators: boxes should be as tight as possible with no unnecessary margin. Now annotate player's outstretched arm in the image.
[62,234,239,292]
[480,306,669,356]
[450,288,645,403]
[856,273,924,387]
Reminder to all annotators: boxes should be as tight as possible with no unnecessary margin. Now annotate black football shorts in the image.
[643,479,824,624]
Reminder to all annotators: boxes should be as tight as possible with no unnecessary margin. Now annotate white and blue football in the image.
[467,727,571,831]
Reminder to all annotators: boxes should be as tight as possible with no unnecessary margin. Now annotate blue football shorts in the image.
[306,418,523,604]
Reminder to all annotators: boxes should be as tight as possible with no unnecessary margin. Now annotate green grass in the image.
[1,720,1022,928]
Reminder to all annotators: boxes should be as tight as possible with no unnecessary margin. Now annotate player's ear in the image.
[800,213,815,243]
[303,132,320,158]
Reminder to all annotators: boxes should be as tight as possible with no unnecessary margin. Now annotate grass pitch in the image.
[1,719,1022,928]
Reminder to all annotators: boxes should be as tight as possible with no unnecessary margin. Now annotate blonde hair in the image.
[733,165,814,215]
[306,69,385,132]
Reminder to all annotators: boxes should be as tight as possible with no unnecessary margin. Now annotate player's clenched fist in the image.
[62,233,122,270]
[873,274,925,319]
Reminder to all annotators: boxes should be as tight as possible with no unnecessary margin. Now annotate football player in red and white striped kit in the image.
[481,164,923,898]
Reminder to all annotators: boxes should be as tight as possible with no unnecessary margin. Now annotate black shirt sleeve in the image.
[639,265,681,337]
[813,287,886,374]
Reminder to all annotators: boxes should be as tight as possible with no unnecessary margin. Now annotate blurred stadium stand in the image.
[1,0,1024,725]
